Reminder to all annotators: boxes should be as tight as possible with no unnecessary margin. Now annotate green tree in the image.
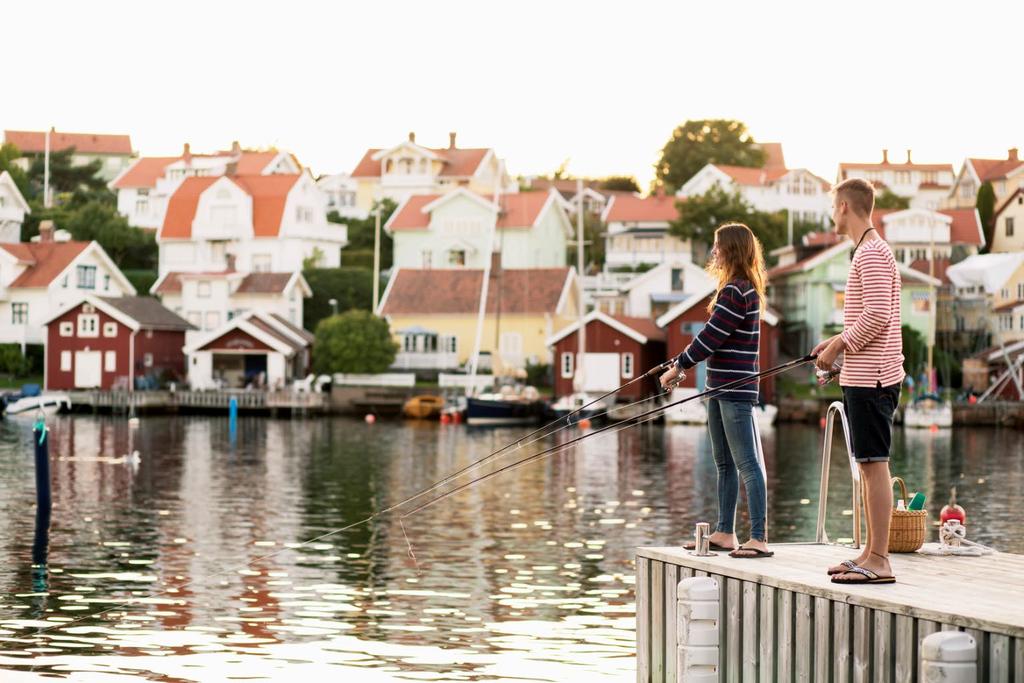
[313,310,398,374]
[670,186,798,255]
[26,147,106,196]
[656,119,766,193]
[976,181,996,252]
[598,176,640,193]
[901,324,927,379]
[0,143,30,196]
[874,189,910,210]
[329,197,398,269]
[302,267,376,331]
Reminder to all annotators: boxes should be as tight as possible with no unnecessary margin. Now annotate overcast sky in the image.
[4,1,1021,187]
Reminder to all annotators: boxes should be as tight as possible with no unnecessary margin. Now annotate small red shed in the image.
[656,286,781,403]
[44,295,195,390]
[548,311,667,400]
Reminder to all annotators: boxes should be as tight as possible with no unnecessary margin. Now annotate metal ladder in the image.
[815,400,863,548]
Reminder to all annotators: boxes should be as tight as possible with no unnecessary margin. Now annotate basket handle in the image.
[890,476,909,505]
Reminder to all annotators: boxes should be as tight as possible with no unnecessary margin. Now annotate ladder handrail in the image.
[815,400,862,547]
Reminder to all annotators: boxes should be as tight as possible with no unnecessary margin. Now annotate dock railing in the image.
[815,400,862,547]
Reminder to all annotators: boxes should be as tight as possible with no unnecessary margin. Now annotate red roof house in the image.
[547,311,667,400]
[43,295,194,390]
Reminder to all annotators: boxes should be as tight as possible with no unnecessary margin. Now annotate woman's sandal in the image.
[830,565,896,585]
[728,546,774,559]
[827,559,858,575]
[683,540,736,552]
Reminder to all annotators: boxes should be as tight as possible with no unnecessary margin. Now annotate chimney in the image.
[1010,148,1020,162]
[655,184,666,198]
[882,149,889,164]
[38,220,55,242]
[906,149,913,164]
[449,132,458,149]
[490,250,501,274]
[225,253,237,272]
[408,131,416,143]
[182,142,192,163]
[231,140,241,155]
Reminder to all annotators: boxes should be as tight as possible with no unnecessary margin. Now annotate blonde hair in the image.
[706,223,767,313]
[832,177,875,218]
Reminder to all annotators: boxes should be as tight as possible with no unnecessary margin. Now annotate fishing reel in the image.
[816,363,841,386]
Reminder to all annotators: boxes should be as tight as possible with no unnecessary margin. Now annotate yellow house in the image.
[349,131,514,212]
[377,265,578,375]
[945,149,1024,209]
[991,187,1024,253]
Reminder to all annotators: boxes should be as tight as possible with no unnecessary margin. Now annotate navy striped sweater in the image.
[674,279,760,402]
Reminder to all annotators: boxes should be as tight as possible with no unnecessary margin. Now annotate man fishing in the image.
[814,177,904,585]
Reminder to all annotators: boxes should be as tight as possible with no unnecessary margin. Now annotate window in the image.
[205,311,221,330]
[210,206,237,224]
[961,182,975,199]
[421,250,432,268]
[144,353,153,368]
[76,265,96,290]
[61,274,68,288]
[59,321,74,337]
[448,249,466,267]
[499,332,523,357]
[895,171,911,185]
[1007,217,1015,238]
[622,352,635,378]
[135,197,149,215]
[1018,283,1023,300]
[78,313,99,337]
[104,350,117,372]
[197,281,211,298]
[560,352,574,379]
[442,335,458,354]
[252,254,272,272]
[187,312,201,327]
[1002,288,1009,299]
[103,322,118,338]
[103,274,110,291]
[60,351,72,372]
[670,268,683,292]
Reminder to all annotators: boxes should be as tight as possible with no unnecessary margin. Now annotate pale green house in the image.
[768,237,939,356]
[385,187,571,270]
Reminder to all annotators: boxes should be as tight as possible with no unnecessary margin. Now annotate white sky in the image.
[3,1,1021,187]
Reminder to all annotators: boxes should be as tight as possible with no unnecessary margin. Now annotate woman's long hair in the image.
[705,223,767,313]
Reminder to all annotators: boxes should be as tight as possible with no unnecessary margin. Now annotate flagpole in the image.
[43,127,52,209]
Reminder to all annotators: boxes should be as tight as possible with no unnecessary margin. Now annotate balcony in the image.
[391,351,460,371]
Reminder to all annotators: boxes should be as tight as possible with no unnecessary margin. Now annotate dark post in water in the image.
[32,420,52,567]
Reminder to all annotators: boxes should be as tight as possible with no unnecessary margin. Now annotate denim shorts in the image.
[842,383,901,463]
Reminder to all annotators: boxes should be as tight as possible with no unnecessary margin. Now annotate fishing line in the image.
[5,355,813,650]
[400,355,815,521]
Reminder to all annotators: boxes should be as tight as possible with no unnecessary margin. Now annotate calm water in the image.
[0,415,1021,681]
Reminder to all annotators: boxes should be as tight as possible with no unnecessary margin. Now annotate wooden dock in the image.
[636,542,1024,682]
[67,390,328,415]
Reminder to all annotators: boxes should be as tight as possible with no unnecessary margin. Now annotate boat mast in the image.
[467,165,503,394]
[574,178,586,393]
[927,221,936,392]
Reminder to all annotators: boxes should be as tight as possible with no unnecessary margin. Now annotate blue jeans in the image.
[706,399,768,542]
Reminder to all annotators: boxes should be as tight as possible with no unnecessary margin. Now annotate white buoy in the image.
[677,576,719,681]
[921,631,977,683]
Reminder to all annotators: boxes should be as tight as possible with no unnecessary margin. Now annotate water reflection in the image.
[0,415,1021,680]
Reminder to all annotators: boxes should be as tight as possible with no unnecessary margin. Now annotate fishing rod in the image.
[8,355,815,648]
[378,360,677,519]
[400,354,817,521]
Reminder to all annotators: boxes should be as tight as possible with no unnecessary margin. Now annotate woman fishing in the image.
[659,223,772,559]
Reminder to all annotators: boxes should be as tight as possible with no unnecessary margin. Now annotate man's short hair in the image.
[832,178,875,218]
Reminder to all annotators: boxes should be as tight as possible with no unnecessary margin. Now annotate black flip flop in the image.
[728,547,774,559]
[683,541,736,552]
[830,565,895,585]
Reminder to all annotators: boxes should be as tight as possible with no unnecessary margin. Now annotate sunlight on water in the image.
[0,415,1021,680]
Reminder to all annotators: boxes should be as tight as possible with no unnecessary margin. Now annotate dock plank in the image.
[758,585,775,683]
[743,581,758,681]
[989,633,1010,683]
[853,606,871,683]
[873,609,892,683]
[664,563,678,683]
[834,601,851,683]
[651,561,664,683]
[778,589,793,683]
[894,614,915,683]
[636,557,649,683]
[726,578,741,683]
[795,592,812,681]
[814,596,831,683]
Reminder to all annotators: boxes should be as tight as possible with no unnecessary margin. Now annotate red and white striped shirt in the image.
[840,238,905,388]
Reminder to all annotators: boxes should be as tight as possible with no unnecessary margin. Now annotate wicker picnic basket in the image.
[888,477,927,553]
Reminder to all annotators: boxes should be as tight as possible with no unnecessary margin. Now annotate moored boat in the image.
[402,394,445,420]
